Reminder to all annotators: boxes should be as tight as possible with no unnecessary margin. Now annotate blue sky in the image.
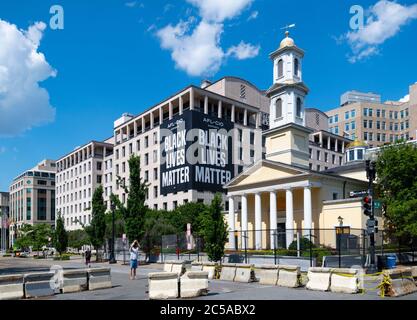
[0,0,417,191]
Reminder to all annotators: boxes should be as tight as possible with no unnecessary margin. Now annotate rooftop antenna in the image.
[280,23,296,36]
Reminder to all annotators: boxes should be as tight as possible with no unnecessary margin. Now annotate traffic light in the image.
[363,195,372,216]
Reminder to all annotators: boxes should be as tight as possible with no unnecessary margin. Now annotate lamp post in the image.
[365,152,378,273]
[109,201,116,264]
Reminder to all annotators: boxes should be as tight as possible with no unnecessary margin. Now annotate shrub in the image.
[53,253,71,261]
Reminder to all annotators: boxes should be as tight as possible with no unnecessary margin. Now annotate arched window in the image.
[294,58,299,76]
[296,98,302,118]
[275,98,282,118]
[278,59,283,78]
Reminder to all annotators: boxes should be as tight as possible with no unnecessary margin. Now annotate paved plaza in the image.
[1,256,416,300]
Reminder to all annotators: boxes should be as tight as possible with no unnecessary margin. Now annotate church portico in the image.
[227,176,322,250]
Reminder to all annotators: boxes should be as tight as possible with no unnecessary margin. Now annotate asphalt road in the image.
[1,257,416,300]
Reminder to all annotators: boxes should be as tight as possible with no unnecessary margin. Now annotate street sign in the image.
[373,200,382,209]
[349,190,368,198]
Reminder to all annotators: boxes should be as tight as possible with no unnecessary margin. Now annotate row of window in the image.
[57,188,93,205]
[329,107,410,124]
[65,215,91,228]
[59,201,92,216]
[56,161,101,183]
[116,132,159,160]
[364,108,409,119]
[363,132,410,142]
[57,175,102,194]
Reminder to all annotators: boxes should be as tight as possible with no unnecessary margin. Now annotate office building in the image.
[8,160,56,245]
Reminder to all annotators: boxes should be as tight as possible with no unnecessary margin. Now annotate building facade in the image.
[8,160,56,246]
[326,82,417,147]
[55,140,114,231]
[0,192,9,252]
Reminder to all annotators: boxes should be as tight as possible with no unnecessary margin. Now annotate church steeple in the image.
[266,30,309,129]
[263,30,312,169]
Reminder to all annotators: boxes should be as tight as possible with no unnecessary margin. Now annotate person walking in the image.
[85,248,91,267]
[130,240,140,280]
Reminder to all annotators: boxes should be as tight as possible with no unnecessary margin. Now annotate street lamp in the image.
[338,216,344,227]
[364,151,378,273]
[109,201,117,264]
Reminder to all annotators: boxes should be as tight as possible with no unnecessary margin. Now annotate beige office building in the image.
[326,83,417,147]
[8,160,56,245]
[55,140,114,231]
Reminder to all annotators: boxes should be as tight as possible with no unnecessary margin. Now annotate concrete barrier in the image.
[163,262,173,272]
[330,268,361,294]
[411,266,417,280]
[61,269,88,293]
[24,272,55,298]
[180,271,209,298]
[148,272,179,299]
[0,274,24,300]
[234,264,255,283]
[88,267,112,291]
[219,263,236,281]
[380,267,417,297]
[202,262,216,280]
[277,265,301,288]
[171,261,186,276]
[306,267,332,292]
[254,264,279,285]
[191,262,203,271]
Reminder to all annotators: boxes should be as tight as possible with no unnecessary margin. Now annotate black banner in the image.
[160,110,233,195]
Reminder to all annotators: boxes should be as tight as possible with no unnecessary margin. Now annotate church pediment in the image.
[225,159,309,189]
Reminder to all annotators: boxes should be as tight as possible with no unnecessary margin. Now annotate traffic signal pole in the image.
[365,160,377,274]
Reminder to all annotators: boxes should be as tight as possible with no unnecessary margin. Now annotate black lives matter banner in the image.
[160,110,233,195]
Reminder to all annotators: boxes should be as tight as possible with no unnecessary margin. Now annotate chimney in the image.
[200,80,212,89]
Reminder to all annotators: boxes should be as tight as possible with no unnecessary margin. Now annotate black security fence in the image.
[226,228,367,268]
[373,230,417,268]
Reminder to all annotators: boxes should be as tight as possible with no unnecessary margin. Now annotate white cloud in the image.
[157,20,224,76]
[0,147,6,154]
[343,0,417,63]
[186,0,254,22]
[247,11,258,21]
[0,19,56,137]
[399,94,410,102]
[156,0,259,76]
[227,41,260,59]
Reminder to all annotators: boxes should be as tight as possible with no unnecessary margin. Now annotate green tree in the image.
[113,155,149,243]
[67,229,89,251]
[54,214,68,255]
[200,194,228,262]
[142,210,177,260]
[376,141,417,239]
[85,185,107,261]
[104,209,125,240]
[14,224,35,251]
[32,223,53,254]
[171,202,208,235]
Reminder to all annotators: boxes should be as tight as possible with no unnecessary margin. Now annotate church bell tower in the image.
[264,30,312,168]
